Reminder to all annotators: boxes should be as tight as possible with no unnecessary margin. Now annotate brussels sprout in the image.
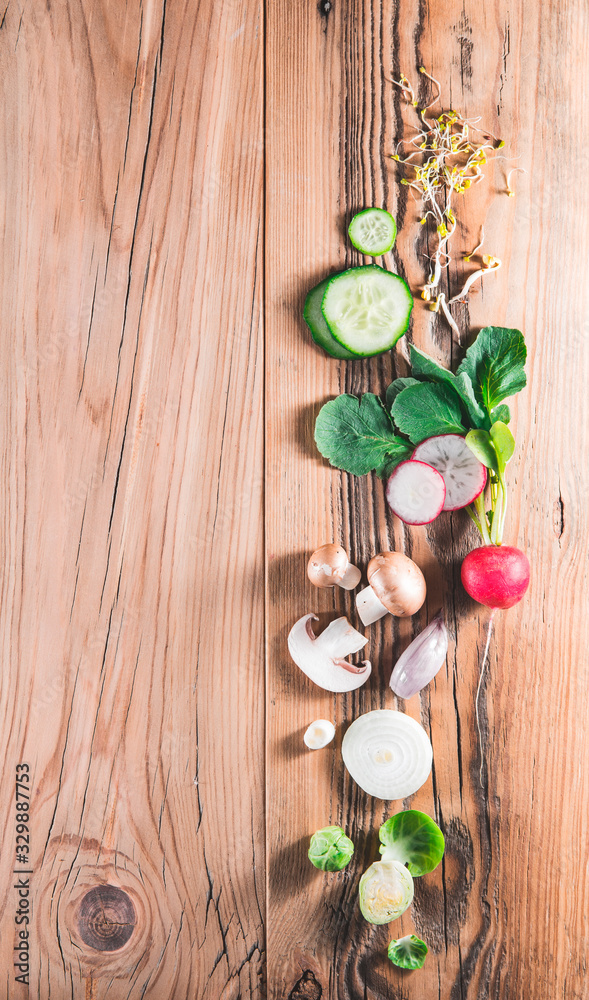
[358,810,444,926]
[308,826,354,871]
[379,809,444,876]
[388,934,428,969]
[358,860,414,924]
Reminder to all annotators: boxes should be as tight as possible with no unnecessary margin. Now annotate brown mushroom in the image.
[307,544,362,591]
[356,552,426,625]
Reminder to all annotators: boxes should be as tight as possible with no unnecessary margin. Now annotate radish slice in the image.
[385,460,446,525]
[412,434,487,511]
[342,710,432,799]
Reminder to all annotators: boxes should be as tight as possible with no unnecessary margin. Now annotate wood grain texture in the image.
[2,0,589,997]
[265,0,589,998]
[0,1,264,997]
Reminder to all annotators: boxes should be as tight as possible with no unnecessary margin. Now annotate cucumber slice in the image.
[304,277,357,359]
[322,265,413,357]
[348,208,397,256]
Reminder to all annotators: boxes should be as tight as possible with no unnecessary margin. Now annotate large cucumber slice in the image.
[322,266,413,357]
[348,208,396,256]
[304,277,357,359]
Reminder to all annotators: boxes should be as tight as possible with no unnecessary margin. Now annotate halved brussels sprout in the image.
[358,809,445,926]
[358,860,414,924]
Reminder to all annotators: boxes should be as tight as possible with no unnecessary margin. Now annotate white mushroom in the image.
[288,614,371,692]
[307,544,362,591]
[303,719,336,750]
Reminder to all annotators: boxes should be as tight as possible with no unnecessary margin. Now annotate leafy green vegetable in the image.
[385,377,421,412]
[374,450,413,480]
[465,429,499,472]
[410,345,486,427]
[490,420,515,473]
[491,403,510,424]
[466,420,516,544]
[312,326,526,545]
[457,326,526,414]
[388,934,428,970]
[315,394,411,477]
[308,826,354,871]
[379,810,445,876]
[391,382,467,444]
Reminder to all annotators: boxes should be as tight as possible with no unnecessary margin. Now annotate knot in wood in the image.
[77,886,136,952]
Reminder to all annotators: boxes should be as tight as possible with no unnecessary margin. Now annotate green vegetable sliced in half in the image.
[391,382,467,444]
[388,934,428,970]
[379,810,445,876]
[308,826,354,871]
[315,393,412,477]
[359,860,414,924]
[322,266,413,358]
[304,278,357,359]
[348,208,397,256]
[358,810,444,926]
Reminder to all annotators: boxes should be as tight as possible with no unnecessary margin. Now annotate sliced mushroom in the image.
[307,544,362,591]
[288,614,371,692]
[356,552,426,626]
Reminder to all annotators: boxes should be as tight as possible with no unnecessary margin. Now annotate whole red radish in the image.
[461,545,530,609]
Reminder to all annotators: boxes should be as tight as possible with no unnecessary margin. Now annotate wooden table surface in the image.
[1,0,588,997]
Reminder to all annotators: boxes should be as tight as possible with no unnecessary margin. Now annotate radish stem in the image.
[490,488,502,545]
[466,505,483,534]
[498,477,508,543]
[473,493,492,545]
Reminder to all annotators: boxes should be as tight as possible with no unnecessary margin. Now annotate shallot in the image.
[389,612,448,699]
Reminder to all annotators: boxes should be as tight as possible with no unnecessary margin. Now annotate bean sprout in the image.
[392,70,514,328]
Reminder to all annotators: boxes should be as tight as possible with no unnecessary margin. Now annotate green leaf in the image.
[385,377,421,413]
[388,935,428,970]
[465,429,499,472]
[490,420,515,474]
[491,403,510,424]
[410,345,487,428]
[374,445,413,480]
[391,383,467,444]
[315,394,411,476]
[379,810,445,876]
[457,326,527,413]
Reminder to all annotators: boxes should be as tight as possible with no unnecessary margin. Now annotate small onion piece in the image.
[342,710,432,800]
[304,719,336,750]
[389,612,448,699]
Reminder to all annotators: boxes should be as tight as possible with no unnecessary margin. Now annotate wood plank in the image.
[265,0,589,997]
[0,1,264,996]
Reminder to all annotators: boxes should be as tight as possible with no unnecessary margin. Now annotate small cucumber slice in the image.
[304,277,357,359]
[322,265,413,357]
[348,208,397,256]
